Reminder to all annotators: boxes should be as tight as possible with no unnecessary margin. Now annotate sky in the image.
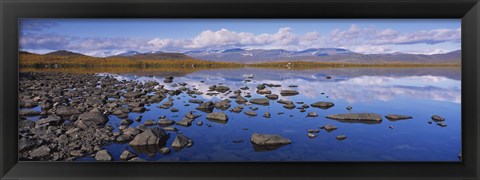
[19,19,461,57]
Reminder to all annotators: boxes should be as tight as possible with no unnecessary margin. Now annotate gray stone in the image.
[206,112,228,122]
[120,150,137,160]
[75,112,108,129]
[250,133,292,146]
[385,114,413,120]
[307,112,318,117]
[280,90,299,96]
[172,134,193,148]
[158,119,175,126]
[30,145,51,159]
[250,98,270,105]
[431,115,446,121]
[244,110,257,116]
[326,113,382,123]
[129,128,166,146]
[19,109,41,116]
[311,101,335,109]
[336,135,347,140]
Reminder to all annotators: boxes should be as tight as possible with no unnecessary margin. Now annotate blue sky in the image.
[19,19,461,57]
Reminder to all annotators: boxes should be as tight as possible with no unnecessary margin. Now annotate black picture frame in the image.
[1,0,479,179]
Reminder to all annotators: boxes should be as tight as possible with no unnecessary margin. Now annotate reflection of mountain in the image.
[185,48,461,64]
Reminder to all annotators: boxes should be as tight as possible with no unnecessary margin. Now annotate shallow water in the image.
[38,67,463,161]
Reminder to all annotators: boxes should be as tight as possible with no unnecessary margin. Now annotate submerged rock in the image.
[250,133,292,146]
[263,112,271,118]
[385,114,412,120]
[326,113,382,123]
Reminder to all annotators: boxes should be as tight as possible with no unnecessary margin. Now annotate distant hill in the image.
[45,50,86,57]
[185,48,461,64]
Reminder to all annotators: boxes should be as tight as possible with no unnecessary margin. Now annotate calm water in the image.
[65,67,460,161]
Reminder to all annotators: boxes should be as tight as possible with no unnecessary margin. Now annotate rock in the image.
[385,114,412,120]
[307,112,318,117]
[206,112,228,122]
[263,112,271,118]
[18,138,37,152]
[428,121,433,124]
[326,76,332,79]
[196,101,214,113]
[308,129,320,133]
[436,122,447,127]
[129,157,146,161]
[389,126,394,129]
[132,107,146,113]
[311,101,335,109]
[129,128,167,146]
[256,89,272,95]
[307,133,317,138]
[326,113,382,123]
[120,119,133,125]
[244,110,257,116]
[30,145,51,159]
[188,99,203,104]
[256,84,266,90]
[323,124,338,132]
[280,90,299,96]
[431,115,445,121]
[277,99,293,104]
[214,85,230,93]
[36,115,63,127]
[176,118,194,126]
[185,112,201,119]
[163,126,178,131]
[172,134,193,148]
[196,121,203,126]
[55,106,81,117]
[95,150,112,161]
[120,150,137,160]
[283,103,296,109]
[265,94,279,100]
[158,119,175,126]
[75,112,108,129]
[231,106,243,113]
[336,135,347,140]
[144,120,157,126]
[346,106,352,111]
[250,98,270,105]
[170,108,179,112]
[214,99,231,110]
[288,85,298,87]
[160,147,171,155]
[123,127,141,136]
[235,96,248,104]
[124,92,144,99]
[250,133,291,146]
[19,109,41,116]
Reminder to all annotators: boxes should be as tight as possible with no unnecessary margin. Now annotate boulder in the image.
[206,112,228,122]
[95,150,112,161]
[124,92,144,99]
[158,119,176,126]
[30,145,51,159]
[235,96,248,104]
[250,133,291,146]
[244,110,257,116]
[323,124,338,132]
[265,94,279,100]
[75,112,108,129]
[336,135,347,140]
[307,112,318,117]
[172,134,193,148]
[55,106,81,117]
[120,150,137,160]
[129,128,167,146]
[176,118,194,126]
[263,112,271,118]
[277,99,293,104]
[196,101,214,113]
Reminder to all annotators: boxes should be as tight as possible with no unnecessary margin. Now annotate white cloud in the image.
[20,24,461,55]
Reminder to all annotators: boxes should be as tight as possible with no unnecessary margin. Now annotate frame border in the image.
[1,0,479,179]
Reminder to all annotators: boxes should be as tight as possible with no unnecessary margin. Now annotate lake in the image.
[21,67,462,162]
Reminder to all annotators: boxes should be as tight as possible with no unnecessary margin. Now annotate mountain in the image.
[116,51,142,56]
[45,50,86,57]
[185,48,460,64]
[108,52,195,61]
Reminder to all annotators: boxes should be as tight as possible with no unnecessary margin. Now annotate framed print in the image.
[1,0,479,179]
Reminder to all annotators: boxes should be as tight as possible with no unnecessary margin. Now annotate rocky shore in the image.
[18,72,449,161]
